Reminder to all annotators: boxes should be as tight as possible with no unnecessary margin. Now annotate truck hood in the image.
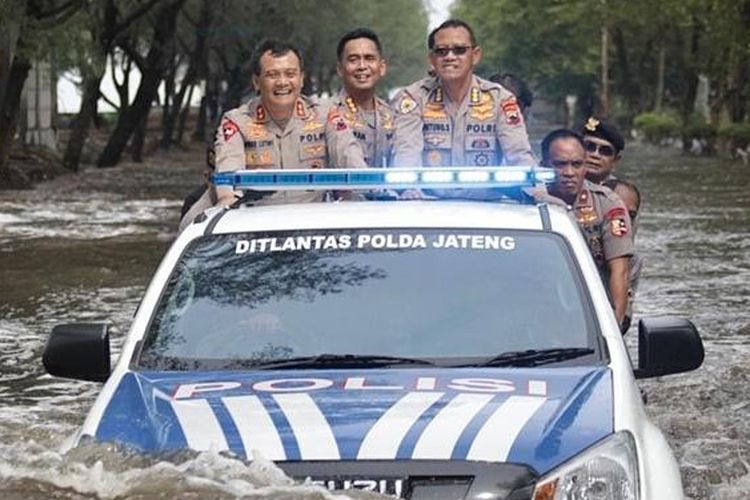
[94,367,612,475]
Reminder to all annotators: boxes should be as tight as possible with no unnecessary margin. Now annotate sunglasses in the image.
[431,45,473,57]
[583,141,616,157]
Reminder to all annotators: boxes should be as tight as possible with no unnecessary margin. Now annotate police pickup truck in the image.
[43,167,704,500]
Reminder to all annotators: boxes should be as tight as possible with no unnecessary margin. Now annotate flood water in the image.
[0,144,748,499]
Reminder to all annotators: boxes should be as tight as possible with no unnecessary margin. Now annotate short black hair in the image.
[603,178,641,209]
[489,73,533,111]
[337,28,383,61]
[252,39,304,76]
[428,19,477,49]
[541,129,585,164]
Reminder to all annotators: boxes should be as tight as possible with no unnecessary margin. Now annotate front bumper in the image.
[279,460,538,500]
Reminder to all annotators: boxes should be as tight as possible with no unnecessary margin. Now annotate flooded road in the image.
[0,144,748,498]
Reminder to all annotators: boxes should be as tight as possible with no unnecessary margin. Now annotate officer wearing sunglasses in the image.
[391,19,535,189]
[581,116,625,184]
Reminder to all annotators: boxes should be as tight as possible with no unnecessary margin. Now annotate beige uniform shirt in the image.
[574,181,634,274]
[179,95,366,230]
[392,75,536,168]
[332,90,395,167]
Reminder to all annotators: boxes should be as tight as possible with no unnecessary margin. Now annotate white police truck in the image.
[44,167,703,499]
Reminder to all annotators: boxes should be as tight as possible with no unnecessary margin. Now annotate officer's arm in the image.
[323,104,367,169]
[213,113,246,206]
[391,90,424,167]
[602,203,635,328]
[607,257,630,326]
[496,94,536,166]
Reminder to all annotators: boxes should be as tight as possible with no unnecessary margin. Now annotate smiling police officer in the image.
[332,28,395,168]
[392,19,535,170]
[179,39,366,231]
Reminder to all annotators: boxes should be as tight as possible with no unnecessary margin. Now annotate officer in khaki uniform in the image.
[535,129,634,329]
[333,28,395,168]
[334,89,394,167]
[392,19,535,169]
[180,40,366,231]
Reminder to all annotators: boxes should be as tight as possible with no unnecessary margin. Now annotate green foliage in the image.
[717,123,750,149]
[682,114,716,144]
[453,0,599,101]
[633,112,680,143]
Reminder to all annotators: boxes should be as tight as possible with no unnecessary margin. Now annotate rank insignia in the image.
[399,95,417,114]
[585,116,600,131]
[500,96,522,126]
[303,120,324,132]
[247,122,268,139]
[221,119,239,142]
[423,102,447,120]
[345,96,358,114]
[470,86,480,104]
[470,92,495,121]
[434,88,444,103]
[255,105,267,122]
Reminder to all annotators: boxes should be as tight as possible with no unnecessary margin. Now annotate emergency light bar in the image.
[212,166,554,191]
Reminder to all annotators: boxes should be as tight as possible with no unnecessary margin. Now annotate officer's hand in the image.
[399,189,426,200]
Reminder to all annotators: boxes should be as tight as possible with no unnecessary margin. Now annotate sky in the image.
[56,0,454,113]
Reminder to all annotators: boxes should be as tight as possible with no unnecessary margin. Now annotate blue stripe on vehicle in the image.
[395,394,450,459]
[450,393,508,460]
[258,393,301,461]
[207,398,246,458]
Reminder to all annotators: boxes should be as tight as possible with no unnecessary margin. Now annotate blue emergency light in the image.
[211,166,554,191]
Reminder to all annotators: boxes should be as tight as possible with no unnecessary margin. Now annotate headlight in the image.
[532,431,639,500]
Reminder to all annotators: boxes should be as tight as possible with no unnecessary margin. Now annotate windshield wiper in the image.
[466,347,596,368]
[250,353,436,370]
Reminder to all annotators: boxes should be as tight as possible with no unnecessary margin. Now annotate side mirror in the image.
[42,323,111,382]
[634,317,704,379]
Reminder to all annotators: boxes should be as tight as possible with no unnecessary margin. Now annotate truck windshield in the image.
[139,228,599,370]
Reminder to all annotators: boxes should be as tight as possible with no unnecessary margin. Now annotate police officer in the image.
[582,117,643,331]
[333,28,394,167]
[581,116,625,185]
[538,129,634,328]
[392,19,535,170]
[179,39,367,231]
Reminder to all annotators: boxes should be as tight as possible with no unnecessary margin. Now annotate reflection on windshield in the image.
[139,229,597,370]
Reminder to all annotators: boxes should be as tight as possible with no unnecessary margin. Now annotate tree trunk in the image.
[63,72,103,171]
[96,0,186,167]
[0,53,31,171]
[176,82,194,146]
[655,42,665,112]
[193,93,208,142]
[131,112,148,162]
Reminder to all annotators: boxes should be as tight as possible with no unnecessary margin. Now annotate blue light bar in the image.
[212,166,555,191]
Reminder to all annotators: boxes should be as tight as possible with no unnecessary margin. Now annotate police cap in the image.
[581,116,625,153]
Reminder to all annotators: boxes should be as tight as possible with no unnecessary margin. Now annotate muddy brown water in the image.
[0,144,748,498]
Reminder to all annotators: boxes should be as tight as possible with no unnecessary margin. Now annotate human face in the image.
[337,38,386,94]
[252,51,304,114]
[583,136,619,183]
[428,27,480,85]
[546,138,587,204]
